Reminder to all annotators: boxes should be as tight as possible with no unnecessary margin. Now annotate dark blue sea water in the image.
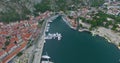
[43,16,120,63]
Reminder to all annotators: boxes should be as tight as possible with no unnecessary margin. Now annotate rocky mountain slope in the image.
[0,0,41,22]
[0,0,111,22]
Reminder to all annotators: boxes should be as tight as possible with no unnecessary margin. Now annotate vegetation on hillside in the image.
[79,11,120,30]
[0,0,36,23]
[34,0,105,13]
[0,8,30,23]
[34,0,51,13]
[90,0,105,7]
[0,0,107,22]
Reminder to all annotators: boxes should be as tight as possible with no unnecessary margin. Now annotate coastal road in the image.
[32,35,45,63]
[31,14,59,63]
[31,15,49,63]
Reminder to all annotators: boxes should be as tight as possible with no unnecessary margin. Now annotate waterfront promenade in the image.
[32,17,47,63]
[32,15,59,63]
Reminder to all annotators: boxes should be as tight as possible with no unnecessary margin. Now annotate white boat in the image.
[58,35,62,40]
[41,61,54,63]
[44,36,52,39]
[47,23,50,27]
[42,55,51,59]
[56,33,62,40]
[45,26,50,32]
[42,52,51,59]
[41,52,54,63]
[48,20,53,22]
[45,33,62,40]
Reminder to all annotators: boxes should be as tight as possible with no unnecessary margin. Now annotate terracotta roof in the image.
[0,44,3,49]
[0,31,7,35]
[21,33,31,41]
[14,37,19,42]
[10,37,19,43]
[25,33,31,39]
[31,24,37,29]
[2,42,27,63]
[0,50,5,56]
[5,43,16,52]
[0,12,47,63]
[0,37,6,44]
[36,16,42,20]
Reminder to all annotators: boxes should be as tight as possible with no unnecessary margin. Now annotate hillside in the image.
[0,0,41,22]
[0,0,106,22]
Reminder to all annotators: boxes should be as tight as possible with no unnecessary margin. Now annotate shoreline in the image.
[61,15,77,30]
[30,14,59,63]
[34,14,59,63]
[79,28,120,50]
[61,15,120,50]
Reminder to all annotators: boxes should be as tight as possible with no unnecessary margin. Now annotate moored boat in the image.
[41,52,54,63]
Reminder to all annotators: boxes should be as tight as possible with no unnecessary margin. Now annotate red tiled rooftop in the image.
[0,37,6,44]
[14,37,19,42]
[21,33,32,41]
[0,50,5,56]
[0,31,8,35]
[0,11,50,63]
[0,44,3,49]
[31,24,37,29]
[2,42,27,63]
[5,43,16,52]
[36,16,42,20]
[10,37,19,43]
[24,33,31,39]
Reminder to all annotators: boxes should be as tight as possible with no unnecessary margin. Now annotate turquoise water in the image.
[43,16,120,63]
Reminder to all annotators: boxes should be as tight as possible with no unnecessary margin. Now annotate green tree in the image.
[17,52,23,57]
[5,41,10,46]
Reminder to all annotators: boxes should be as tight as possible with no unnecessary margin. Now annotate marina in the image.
[45,22,50,32]
[43,16,120,63]
[45,19,53,32]
[45,16,62,41]
[45,33,62,40]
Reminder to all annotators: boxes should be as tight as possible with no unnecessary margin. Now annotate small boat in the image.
[48,20,53,22]
[47,23,50,27]
[45,33,62,40]
[42,55,50,59]
[41,52,54,63]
